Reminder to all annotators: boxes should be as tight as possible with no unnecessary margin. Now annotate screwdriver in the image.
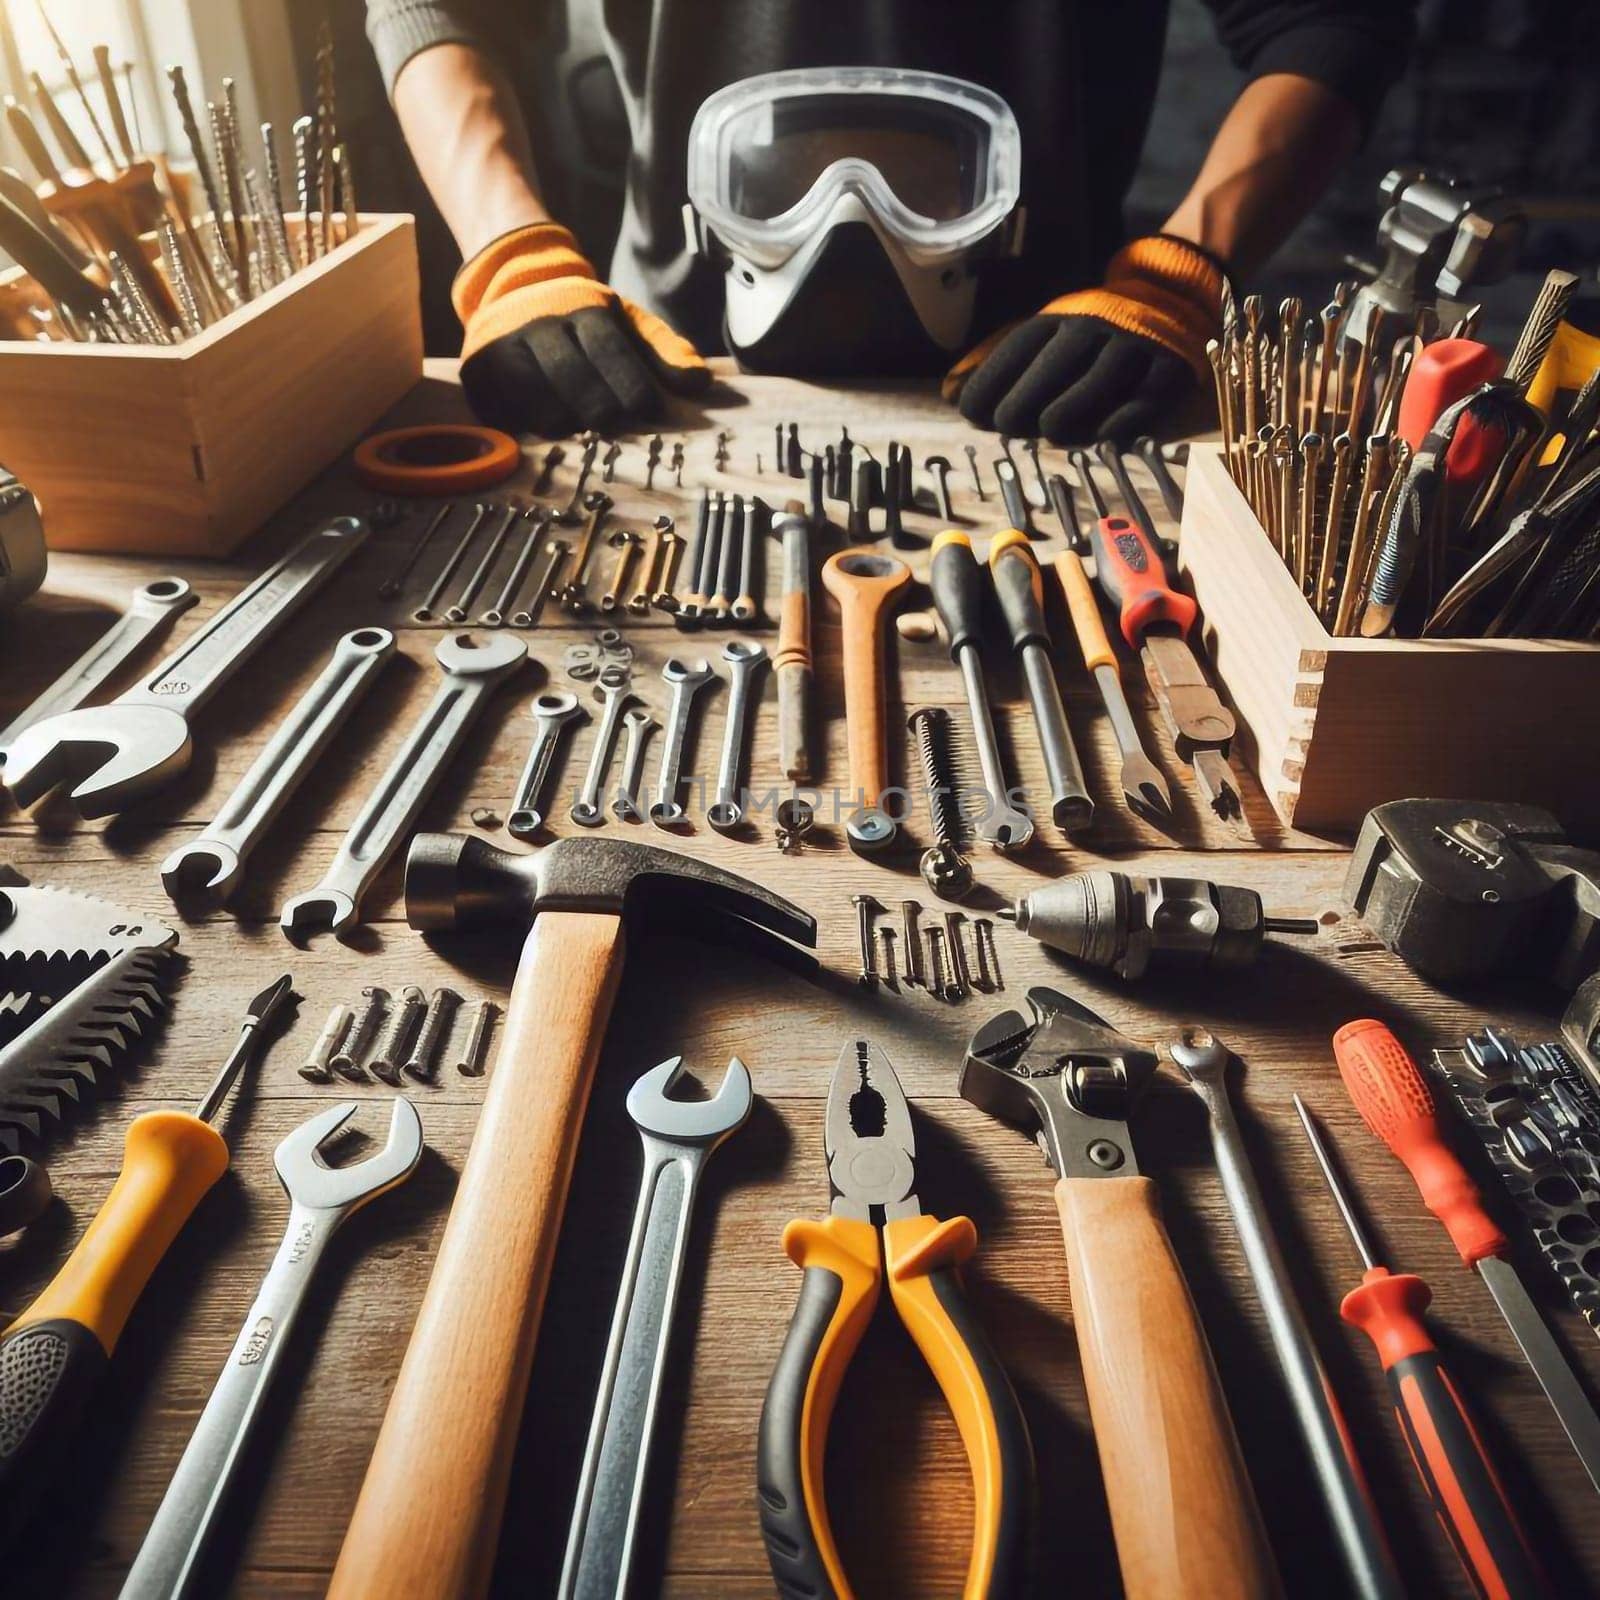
[1333,1018,1600,1494]
[1046,472,1172,819]
[1294,1096,1546,1600]
[0,974,294,1535]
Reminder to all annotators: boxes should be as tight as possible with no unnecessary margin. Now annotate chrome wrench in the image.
[119,1099,424,1600]
[280,631,525,939]
[611,707,656,822]
[0,577,196,758]
[4,517,367,817]
[707,640,766,833]
[160,628,396,905]
[558,1057,750,1600]
[571,665,634,828]
[648,657,714,828]
[508,690,587,839]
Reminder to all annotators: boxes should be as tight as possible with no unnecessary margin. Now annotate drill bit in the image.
[314,22,337,257]
[333,140,359,239]
[168,65,230,263]
[207,94,249,301]
[32,2,117,169]
[259,122,294,270]
[293,114,315,264]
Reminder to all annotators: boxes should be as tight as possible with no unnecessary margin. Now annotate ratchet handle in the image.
[1056,1174,1280,1600]
[1052,549,1117,675]
[1333,1020,1506,1267]
[1341,1269,1545,1600]
[1089,512,1197,648]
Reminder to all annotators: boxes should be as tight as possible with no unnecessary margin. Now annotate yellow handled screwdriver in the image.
[0,974,293,1537]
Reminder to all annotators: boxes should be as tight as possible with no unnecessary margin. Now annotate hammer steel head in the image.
[404,833,817,957]
[3,702,192,818]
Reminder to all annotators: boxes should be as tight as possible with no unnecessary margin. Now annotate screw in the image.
[330,987,387,1080]
[300,1002,350,1082]
[972,920,996,992]
[645,434,663,490]
[964,443,987,500]
[880,925,899,991]
[976,918,1003,991]
[907,708,974,902]
[405,986,461,1081]
[455,999,498,1076]
[369,985,425,1085]
[900,900,926,990]
[944,912,971,998]
[927,925,950,1001]
[852,893,882,987]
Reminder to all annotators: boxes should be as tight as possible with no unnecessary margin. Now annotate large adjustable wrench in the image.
[559,1057,751,1600]
[3,517,367,817]
[280,631,525,940]
[160,627,396,905]
[119,1099,423,1600]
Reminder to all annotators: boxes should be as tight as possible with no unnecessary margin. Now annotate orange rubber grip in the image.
[1333,1020,1506,1267]
[1052,549,1117,675]
[1089,513,1197,648]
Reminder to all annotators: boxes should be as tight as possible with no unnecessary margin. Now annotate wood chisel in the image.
[1333,1018,1600,1494]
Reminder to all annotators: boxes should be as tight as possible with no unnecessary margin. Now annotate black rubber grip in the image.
[990,545,1046,652]
[0,1319,109,1539]
[757,1266,843,1600]
[930,539,987,656]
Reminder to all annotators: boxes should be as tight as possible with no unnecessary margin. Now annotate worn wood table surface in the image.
[3,362,1595,1598]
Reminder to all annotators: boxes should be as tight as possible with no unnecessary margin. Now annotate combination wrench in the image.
[481,509,551,626]
[611,707,656,822]
[118,1099,423,1600]
[558,1057,750,1600]
[3,516,368,818]
[161,627,396,905]
[280,631,525,939]
[708,640,767,833]
[648,656,714,828]
[446,503,519,622]
[0,576,196,758]
[571,665,634,828]
[508,690,587,839]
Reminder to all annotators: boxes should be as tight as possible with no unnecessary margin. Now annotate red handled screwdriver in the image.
[1294,1095,1545,1600]
[1333,1019,1600,1493]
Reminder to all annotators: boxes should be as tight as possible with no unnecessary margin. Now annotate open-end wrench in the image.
[571,665,634,828]
[447,503,519,622]
[160,627,396,905]
[611,707,656,822]
[708,640,767,833]
[513,538,568,628]
[0,577,196,758]
[508,691,587,839]
[558,1057,750,1600]
[649,657,714,828]
[118,1099,424,1600]
[559,492,614,612]
[413,503,491,625]
[280,632,526,940]
[4,517,367,818]
[481,510,551,627]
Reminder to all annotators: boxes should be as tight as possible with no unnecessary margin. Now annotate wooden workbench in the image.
[4,364,1595,1598]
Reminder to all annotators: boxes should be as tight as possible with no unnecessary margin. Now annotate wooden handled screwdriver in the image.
[1294,1096,1546,1600]
[771,499,814,783]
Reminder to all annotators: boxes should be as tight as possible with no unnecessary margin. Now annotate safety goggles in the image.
[687,68,1021,267]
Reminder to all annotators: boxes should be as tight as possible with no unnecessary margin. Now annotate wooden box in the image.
[1178,445,1600,833]
[0,213,422,557]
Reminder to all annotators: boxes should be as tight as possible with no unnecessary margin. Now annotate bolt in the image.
[880,925,899,991]
[369,984,425,1085]
[1088,1138,1125,1170]
[900,901,926,990]
[645,434,663,490]
[300,1002,350,1082]
[852,893,883,987]
[671,440,685,487]
[330,987,387,1080]
[924,455,955,520]
[455,999,498,1076]
[927,926,950,1001]
[976,918,1003,991]
[907,708,974,902]
[944,912,971,998]
[405,986,461,1081]
[972,919,996,992]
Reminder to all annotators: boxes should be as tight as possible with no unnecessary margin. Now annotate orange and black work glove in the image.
[945,234,1225,442]
[453,221,710,436]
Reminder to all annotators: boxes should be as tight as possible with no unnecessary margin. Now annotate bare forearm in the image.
[392,42,548,259]
[1162,73,1360,276]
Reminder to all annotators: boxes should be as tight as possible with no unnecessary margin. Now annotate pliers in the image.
[757,1039,1034,1600]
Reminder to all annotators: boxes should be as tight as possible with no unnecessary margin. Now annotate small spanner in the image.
[280,631,525,939]
[0,577,196,757]
[648,657,714,828]
[611,707,656,822]
[4,517,367,818]
[558,1056,750,1600]
[708,640,767,833]
[118,1098,423,1600]
[508,690,587,839]
[161,627,396,905]
[571,666,634,828]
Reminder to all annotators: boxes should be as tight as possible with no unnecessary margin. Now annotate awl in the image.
[1334,1018,1600,1493]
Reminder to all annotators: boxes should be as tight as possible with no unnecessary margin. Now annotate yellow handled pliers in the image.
[758,1038,1034,1599]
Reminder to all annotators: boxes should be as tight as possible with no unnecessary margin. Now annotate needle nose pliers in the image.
[757,1038,1034,1600]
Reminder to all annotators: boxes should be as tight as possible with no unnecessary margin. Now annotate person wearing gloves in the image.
[367,2,1413,442]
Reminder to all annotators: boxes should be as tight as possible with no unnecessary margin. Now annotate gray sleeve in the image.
[365,0,484,97]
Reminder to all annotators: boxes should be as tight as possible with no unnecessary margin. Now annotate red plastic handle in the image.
[1332,1020,1506,1267]
[1088,513,1197,648]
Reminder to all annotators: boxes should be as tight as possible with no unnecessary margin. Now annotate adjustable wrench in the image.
[4,517,367,818]
[161,627,396,905]
[649,657,714,827]
[280,631,525,939]
[571,666,634,828]
[559,1057,750,1600]
[708,640,767,833]
[508,690,587,839]
[119,1099,423,1600]
[0,577,196,757]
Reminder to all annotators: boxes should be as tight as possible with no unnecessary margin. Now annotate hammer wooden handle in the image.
[821,552,910,813]
[1055,1175,1281,1600]
[330,910,626,1600]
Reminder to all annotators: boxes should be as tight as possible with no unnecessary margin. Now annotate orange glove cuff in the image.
[1040,235,1224,379]
[453,221,612,360]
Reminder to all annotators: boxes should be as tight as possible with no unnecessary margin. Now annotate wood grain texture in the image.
[0,363,1596,1599]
